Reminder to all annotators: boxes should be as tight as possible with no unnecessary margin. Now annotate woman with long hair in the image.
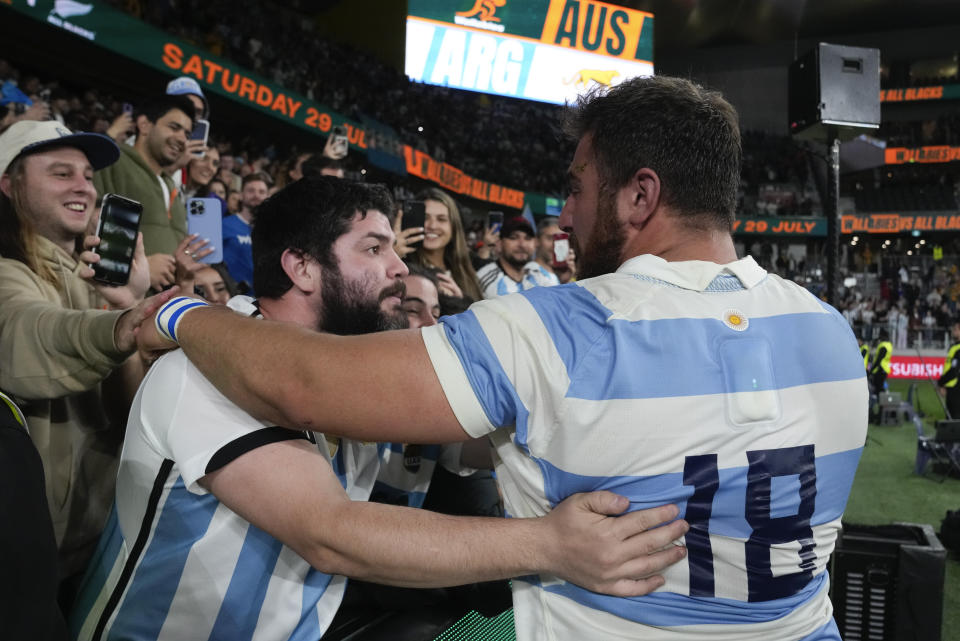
[396,187,484,302]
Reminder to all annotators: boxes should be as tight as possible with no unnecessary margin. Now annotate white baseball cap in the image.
[166,76,208,117]
[0,120,120,176]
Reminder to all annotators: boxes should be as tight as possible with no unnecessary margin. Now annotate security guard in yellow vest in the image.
[937,320,960,419]
[859,338,870,372]
[869,330,893,394]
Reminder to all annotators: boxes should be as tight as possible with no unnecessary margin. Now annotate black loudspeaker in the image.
[934,419,960,442]
[789,43,881,140]
[830,523,946,641]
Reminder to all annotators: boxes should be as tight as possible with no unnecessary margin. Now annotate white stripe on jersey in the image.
[156,502,249,640]
[533,379,867,478]
[511,576,835,641]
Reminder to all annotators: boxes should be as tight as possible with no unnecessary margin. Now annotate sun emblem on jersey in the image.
[723,309,749,331]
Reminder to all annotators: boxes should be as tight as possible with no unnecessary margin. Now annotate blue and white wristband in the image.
[155,296,210,344]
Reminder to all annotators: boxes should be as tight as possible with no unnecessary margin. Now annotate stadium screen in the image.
[406,0,654,105]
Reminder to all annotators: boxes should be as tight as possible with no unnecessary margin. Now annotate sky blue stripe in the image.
[520,284,611,383]
[543,569,827,626]
[208,525,284,640]
[288,569,334,641]
[517,284,864,400]
[110,477,219,640]
[441,310,530,448]
[422,25,445,82]
[68,505,124,637]
[539,448,862,540]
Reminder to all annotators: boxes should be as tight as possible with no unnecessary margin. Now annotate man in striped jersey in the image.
[138,76,865,640]
[477,216,559,298]
[73,176,687,641]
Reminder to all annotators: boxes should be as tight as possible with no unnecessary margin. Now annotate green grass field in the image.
[844,379,959,640]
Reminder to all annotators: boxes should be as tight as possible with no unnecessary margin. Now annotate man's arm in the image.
[144,304,468,443]
[202,438,687,595]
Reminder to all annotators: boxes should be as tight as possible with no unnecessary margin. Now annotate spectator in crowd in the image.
[165,76,208,120]
[71,176,683,640]
[222,171,269,292]
[477,216,558,298]
[533,216,566,281]
[274,150,312,189]
[190,264,233,304]
[182,145,220,200]
[0,120,169,602]
[92,95,197,290]
[142,75,868,640]
[399,187,484,302]
[226,187,241,214]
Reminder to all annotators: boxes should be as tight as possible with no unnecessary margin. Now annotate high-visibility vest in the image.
[860,344,870,370]
[871,341,893,375]
[943,343,960,388]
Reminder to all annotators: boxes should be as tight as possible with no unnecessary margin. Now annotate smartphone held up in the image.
[91,194,143,286]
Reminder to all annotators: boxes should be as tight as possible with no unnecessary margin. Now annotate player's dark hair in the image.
[252,176,394,298]
[563,75,742,232]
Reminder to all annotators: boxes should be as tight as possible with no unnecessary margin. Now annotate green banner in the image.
[3,0,559,209]
[3,0,375,149]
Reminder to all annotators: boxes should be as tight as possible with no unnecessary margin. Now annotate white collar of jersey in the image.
[226,294,261,317]
[616,254,766,291]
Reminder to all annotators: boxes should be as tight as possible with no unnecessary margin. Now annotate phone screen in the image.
[552,232,570,267]
[487,211,504,232]
[93,194,142,286]
[402,200,426,246]
[190,118,210,156]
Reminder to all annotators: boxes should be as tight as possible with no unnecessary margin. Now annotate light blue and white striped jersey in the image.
[423,255,867,641]
[477,260,560,299]
[69,349,382,641]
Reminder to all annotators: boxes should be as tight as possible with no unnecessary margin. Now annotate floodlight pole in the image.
[825,129,841,306]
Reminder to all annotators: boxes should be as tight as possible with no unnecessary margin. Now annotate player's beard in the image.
[318,267,409,335]
[576,189,626,280]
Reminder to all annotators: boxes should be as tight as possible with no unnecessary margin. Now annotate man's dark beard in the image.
[576,190,626,280]
[319,268,409,335]
[502,249,531,271]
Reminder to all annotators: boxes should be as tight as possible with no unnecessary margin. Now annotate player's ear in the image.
[280,249,321,294]
[621,167,661,229]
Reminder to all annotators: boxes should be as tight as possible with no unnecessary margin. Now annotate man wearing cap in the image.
[166,76,209,120]
[476,216,559,298]
[0,120,172,598]
[93,95,196,291]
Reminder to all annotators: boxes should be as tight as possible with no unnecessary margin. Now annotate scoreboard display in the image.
[405,0,654,105]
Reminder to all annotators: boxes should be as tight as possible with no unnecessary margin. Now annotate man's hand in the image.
[106,112,134,143]
[80,232,150,309]
[115,287,181,353]
[541,492,687,597]
[168,140,206,173]
[147,253,177,290]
